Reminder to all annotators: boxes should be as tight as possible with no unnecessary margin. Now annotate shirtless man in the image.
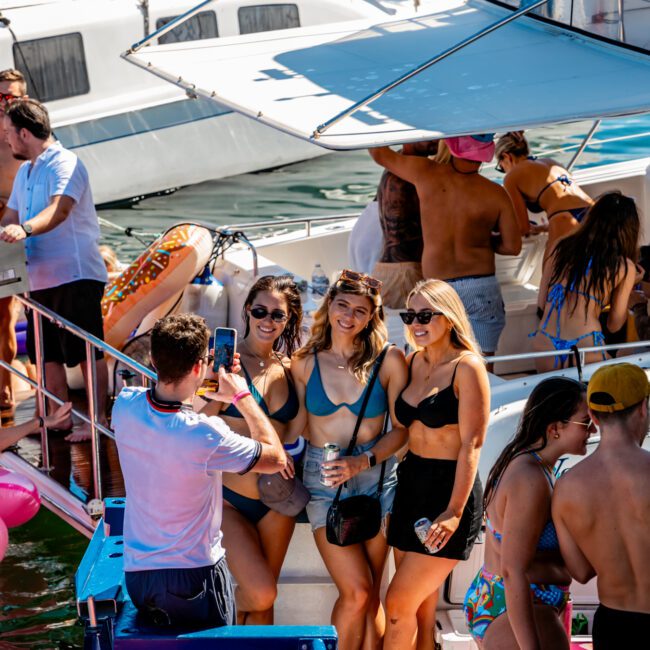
[369,134,521,355]
[553,363,650,650]
[371,140,438,309]
[0,69,27,418]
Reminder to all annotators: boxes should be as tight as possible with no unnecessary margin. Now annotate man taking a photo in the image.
[112,314,287,630]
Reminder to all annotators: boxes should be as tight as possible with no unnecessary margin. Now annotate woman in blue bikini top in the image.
[291,269,409,650]
[495,131,593,264]
[531,191,640,373]
[472,377,595,649]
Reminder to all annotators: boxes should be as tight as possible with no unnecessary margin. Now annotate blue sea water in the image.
[0,114,648,648]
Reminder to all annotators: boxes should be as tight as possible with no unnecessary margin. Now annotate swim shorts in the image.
[445,274,505,353]
[372,261,423,310]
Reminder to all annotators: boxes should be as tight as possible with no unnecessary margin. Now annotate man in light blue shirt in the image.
[113,314,287,630]
[0,99,108,441]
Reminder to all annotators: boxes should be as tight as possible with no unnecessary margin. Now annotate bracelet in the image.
[231,390,251,407]
[36,416,44,429]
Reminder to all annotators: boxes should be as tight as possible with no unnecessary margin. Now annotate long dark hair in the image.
[548,191,639,318]
[484,377,585,508]
[242,275,303,357]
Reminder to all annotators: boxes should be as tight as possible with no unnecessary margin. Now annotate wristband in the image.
[364,450,377,468]
[231,390,251,407]
[37,416,44,429]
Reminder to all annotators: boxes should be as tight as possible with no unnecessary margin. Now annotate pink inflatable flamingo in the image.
[0,467,40,561]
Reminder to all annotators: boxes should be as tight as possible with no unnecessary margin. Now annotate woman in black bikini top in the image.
[384,279,490,650]
[495,131,593,265]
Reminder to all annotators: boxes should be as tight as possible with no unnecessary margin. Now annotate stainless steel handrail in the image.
[3,295,157,510]
[223,212,359,235]
[491,339,650,365]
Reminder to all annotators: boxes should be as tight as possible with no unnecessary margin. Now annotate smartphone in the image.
[213,327,237,373]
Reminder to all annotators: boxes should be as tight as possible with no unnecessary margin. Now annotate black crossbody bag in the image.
[325,345,390,547]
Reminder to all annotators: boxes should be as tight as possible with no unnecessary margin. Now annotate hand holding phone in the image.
[213,327,237,372]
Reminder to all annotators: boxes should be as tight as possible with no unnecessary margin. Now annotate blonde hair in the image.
[434,140,451,164]
[495,131,530,162]
[405,279,482,356]
[99,245,120,273]
[0,69,26,95]
[295,280,387,383]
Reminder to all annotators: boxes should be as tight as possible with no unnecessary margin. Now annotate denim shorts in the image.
[303,440,398,532]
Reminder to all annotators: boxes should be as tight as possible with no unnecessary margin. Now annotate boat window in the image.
[238,4,300,34]
[156,11,219,44]
[493,0,649,52]
[12,33,89,102]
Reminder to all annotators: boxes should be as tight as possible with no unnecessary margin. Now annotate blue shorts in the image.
[446,274,505,353]
[303,440,398,532]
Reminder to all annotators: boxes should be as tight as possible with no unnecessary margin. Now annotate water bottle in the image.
[311,263,329,297]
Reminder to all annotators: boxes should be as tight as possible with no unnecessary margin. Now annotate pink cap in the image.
[445,134,495,163]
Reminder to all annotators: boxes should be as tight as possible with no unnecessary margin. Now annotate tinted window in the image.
[156,11,218,44]
[12,33,89,102]
[238,4,300,34]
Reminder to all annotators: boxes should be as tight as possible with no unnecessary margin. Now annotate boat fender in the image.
[0,467,40,528]
[178,265,228,331]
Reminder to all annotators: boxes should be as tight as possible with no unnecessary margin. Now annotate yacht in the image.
[1,0,650,646]
[0,0,420,205]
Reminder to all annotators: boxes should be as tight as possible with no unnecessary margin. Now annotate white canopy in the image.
[124,0,650,149]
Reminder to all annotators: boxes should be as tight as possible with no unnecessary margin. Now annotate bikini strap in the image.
[529,451,555,488]
[406,351,418,383]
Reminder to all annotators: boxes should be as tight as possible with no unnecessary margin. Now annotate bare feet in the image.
[65,428,92,442]
[64,417,108,442]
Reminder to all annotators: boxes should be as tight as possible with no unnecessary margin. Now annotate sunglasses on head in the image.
[399,310,444,325]
[250,306,288,322]
[336,268,383,292]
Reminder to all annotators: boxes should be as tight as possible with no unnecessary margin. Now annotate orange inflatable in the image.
[102,224,213,350]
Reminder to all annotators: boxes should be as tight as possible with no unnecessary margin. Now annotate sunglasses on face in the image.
[565,419,594,430]
[0,93,20,104]
[399,310,444,325]
[495,158,505,174]
[203,353,215,365]
[250,306,288,323]
[336,268,383,292]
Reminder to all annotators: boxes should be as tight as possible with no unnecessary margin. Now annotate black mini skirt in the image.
[387,452,483,560]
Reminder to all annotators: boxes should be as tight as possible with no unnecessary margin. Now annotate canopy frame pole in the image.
[127,0,214,54]
[312,0,551,139]
[566,119,602,171]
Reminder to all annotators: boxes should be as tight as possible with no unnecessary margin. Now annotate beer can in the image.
[414,517,433,552]
[320,443,340,486]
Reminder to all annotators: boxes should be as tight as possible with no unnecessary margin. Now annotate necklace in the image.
[330,350,350,370]
[450,158,480,175]
[242,340,275,368]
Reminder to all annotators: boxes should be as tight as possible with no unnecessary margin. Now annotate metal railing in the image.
[0,295,156,516]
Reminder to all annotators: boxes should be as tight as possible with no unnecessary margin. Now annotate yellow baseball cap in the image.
[587,363,650,413]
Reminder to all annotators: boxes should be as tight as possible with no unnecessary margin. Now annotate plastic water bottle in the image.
[311,263,329,297]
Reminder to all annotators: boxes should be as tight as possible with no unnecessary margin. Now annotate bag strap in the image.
[333,344,390,504]
[375,411,389,498]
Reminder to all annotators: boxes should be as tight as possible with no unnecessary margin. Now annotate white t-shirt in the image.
[112,387,261,572]
[348,200,383,275]
[7,141,107,291]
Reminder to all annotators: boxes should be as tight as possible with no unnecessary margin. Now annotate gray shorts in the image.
[303,440,398,532]
[446,274,505,353]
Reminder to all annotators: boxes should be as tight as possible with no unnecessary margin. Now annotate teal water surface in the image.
[1,114,649,648]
